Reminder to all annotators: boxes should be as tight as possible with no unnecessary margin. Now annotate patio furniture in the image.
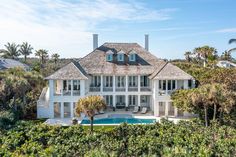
[133,106,139,113]
[99,109,105,114]
[141,107,147,114]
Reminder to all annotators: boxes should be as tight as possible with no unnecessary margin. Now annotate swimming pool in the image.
[80,118,156,125]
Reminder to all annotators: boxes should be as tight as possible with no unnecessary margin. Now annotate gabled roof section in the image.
[106,50,114,54]
[45,60,88,80]
[79,43,165,75]
[150,62,194,80]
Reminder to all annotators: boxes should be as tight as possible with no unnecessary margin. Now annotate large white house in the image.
[37,34,195,119]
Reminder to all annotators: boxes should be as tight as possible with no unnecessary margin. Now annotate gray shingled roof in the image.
[150,62,194,80]
[45,60,88,80]
[0,58,29,70]
[79,43,166,75]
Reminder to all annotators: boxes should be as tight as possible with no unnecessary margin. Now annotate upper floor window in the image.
[117,50,125,62]
[106,50,113,61]
[141,76,149,87]
[73,80,80,91]
[129,54,136,61]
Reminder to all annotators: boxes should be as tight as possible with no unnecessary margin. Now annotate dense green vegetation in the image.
[0,120,236,156]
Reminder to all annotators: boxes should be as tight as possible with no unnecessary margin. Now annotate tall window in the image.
[92,76,101,87]
[129,76,137,87]
[54,102,61,118]
[106,54,113,61]
[104,95,113,106]
[104,76,113,87]
[64,102,71,118]
[117,53,124,61]
[116,76,125,87]
[129,95,137,106]
[73,80,80,91]
[63,80,71,90]
[141,76,149,86]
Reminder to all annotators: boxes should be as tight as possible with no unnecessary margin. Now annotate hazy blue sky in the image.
[0,0,235,59]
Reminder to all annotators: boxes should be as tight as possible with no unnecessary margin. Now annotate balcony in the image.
[73,90,80,96]
[63,90,71,96]
[140,86,151,92]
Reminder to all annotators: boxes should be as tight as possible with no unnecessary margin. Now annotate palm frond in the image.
[228,48,236,53]
[229,39,236,44]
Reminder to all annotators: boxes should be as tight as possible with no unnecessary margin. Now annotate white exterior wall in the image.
[37,77,194,118]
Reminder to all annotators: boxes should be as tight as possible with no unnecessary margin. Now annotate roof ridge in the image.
[149,61,168,79]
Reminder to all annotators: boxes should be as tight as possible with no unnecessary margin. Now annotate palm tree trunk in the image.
[204,106,208,127]
[90,116,94,134]
[24,55,27,62]
[213,104,217,121]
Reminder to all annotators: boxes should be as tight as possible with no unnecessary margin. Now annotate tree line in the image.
[184,39,236,67]
[0,42,60,65]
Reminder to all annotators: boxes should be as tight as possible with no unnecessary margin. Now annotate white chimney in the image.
[93,34,98,50]
[145,34,149,51]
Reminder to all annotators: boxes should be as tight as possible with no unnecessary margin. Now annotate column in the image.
[138,75,141,92]
[113,95,116,108]
[70,102,74,118]
[49,80,54,118]
[175,80,177,89]
[125,95,128,107]
[165,80,167,95]
[71,80,73,96]
[61,80,64,96]
[61,102,64,118]
[100,75,103,92]
[184,80,188,89]
[156,101,159,117]
[153,80,157,116]
[138,95,140,107]
[125,75,128,92]
[113,75,116,92]
[165,101,168,116]
[80,80,85,96]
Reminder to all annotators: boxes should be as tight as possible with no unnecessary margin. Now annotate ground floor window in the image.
[54,102,61,118]
[64,102,71,118]
[159,102,166,116]
[104,95,113,106]
[129,95,137,106]
[168,102,175,116]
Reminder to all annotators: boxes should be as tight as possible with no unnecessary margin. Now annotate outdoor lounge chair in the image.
[141,107,147,114]
[132,106,139,113]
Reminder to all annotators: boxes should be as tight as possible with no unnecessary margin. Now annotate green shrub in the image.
[0,110,18,129]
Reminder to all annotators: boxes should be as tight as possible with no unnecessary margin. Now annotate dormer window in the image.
[129,50,136,61]
[106,50,113,61]
[117,50,125,62]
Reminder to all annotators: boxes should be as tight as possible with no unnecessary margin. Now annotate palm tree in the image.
[75,95,106,133]
[51,53,60,64]
[35,49,49,65]
[19,42,33,62]
[194,46,217,67]
[221,51,232,61]
[184,51,192,62]
[228,39,236,53]
[2,42,20,59]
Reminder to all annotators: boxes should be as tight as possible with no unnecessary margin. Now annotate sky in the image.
[0,0,235,59]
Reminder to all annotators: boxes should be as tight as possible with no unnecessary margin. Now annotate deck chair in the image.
[132,106,139,113]
[141,107,147,114]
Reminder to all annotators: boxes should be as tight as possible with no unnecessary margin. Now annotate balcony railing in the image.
[140,86,151,91]
[103,87,113,92]
[116,87,125,92]
[128,87,138,91]
[89,87,100,92]
[63,90,71,96]
[73,90,80,96]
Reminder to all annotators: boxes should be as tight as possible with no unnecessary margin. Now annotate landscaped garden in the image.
[0,119,236,156]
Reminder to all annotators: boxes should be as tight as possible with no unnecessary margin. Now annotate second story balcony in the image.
[53,80,81,96]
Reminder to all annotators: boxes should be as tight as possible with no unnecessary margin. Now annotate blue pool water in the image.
[80,118,156,125]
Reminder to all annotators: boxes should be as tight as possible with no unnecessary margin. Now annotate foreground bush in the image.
[0,120,236,156]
